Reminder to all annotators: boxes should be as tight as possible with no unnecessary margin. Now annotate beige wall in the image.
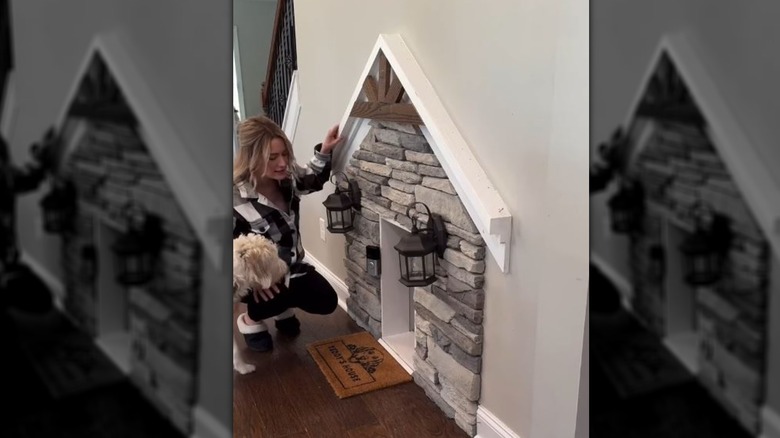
[234,0,277,118]
[7,0,233,430]
[591,0,780,280]
[294,0,588,436]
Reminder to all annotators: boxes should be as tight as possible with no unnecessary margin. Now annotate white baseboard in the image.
[762,405,780,438]
[476,406,522,438]
[190,405,230,438]
[303,250,349,312]
[20,251,66,311]
[590,251,634,312]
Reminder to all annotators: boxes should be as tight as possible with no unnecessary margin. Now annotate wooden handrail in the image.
[261,0,286,112]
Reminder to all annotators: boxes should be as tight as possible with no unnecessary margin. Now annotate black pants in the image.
[243,268,338,322]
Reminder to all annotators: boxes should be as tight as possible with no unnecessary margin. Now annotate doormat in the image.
[21,331,126,399]
[307,331,412,399]
[593,334,693,399]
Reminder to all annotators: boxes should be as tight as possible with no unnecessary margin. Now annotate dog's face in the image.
[232,234,289,301]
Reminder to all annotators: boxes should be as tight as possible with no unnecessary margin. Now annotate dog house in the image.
[594,33,780,436]
[306,34,514,435]
[49,33,225,435]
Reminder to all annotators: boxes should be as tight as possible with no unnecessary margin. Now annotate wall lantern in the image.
[40,179,77,234]
[607,178,644,234]
[393,202,447,287]
[678,202,732,286]
[112,202,165,286]
[322,171,361,233]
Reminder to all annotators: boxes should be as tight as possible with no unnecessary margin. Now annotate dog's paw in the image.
[234,361,256,375]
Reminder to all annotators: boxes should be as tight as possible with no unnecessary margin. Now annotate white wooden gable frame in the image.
[333,34,513,273]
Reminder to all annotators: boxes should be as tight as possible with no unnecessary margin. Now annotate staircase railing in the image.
[261,0,296,125]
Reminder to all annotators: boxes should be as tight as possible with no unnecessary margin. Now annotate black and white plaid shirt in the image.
[233,144,331,277]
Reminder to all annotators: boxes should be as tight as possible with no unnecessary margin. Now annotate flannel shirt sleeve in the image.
[293,143,332,195]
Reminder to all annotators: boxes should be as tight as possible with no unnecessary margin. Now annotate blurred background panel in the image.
[591,1,780,437]
[0,1,232,437]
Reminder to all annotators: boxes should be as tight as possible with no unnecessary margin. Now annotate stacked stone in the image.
[632,121,769,434]
[61,121,200,435]
[343,121,486,435]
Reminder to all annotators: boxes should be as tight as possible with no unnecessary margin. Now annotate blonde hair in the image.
[233,115,297,188]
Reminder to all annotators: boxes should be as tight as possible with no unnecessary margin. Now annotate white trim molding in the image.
[281,70,302,145]
[476,406,522,438]
[762,405,780,438]
[303,250,349,311]
[190,405,230,438]
[53,31,227,271]
[333,34,513,273]
[623,32,780,261]
[1,69,17,139]
[20,251,66,311]
[233,25,246,121]
[590,250,634,312]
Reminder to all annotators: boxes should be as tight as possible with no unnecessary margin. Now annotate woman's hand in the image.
[320,124,344,155]
[252,284,281,302]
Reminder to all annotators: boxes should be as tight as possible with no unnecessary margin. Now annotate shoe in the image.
[237,313,273,352]
[244,331,273,352]
[274,315,301,336]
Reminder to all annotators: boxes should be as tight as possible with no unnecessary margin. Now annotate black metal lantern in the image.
[394,202,447,287]
[322,171,361,233]
[679,203,732,286]
[112,203,164,286]
[607,178,644,234]
[40,179,76,233]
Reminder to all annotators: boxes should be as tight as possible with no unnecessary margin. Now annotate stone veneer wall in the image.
[343,121,487,435]
[631,121,769,433]
[60,121,201,434]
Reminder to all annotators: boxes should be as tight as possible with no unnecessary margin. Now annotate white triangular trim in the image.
[281,70,301,144]
[1,69,18,139]
[625,32,780,259]
[334,34,513,273]
[53,32,226,270]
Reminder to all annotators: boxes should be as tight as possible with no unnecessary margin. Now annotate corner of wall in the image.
[476,406,522,438]
[190,405,230,438]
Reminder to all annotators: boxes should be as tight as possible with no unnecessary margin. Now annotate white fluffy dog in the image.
[233,233,289,374]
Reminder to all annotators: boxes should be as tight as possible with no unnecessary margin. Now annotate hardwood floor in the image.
[233,305,469,438]
[590,307,753,438]
[0,307,183,438]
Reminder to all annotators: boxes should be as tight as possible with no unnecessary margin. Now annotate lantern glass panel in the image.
[424,252,435,277]
[683,252,721,285]
[694,254,708,273]
[43,208,63,232]
[116,252,153,285]
[398,253,437,286]
[399,253,408,279]
[326,207,353,232]
[327,209,340,228]
[610,208,634,233]
[408,255,425,282]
